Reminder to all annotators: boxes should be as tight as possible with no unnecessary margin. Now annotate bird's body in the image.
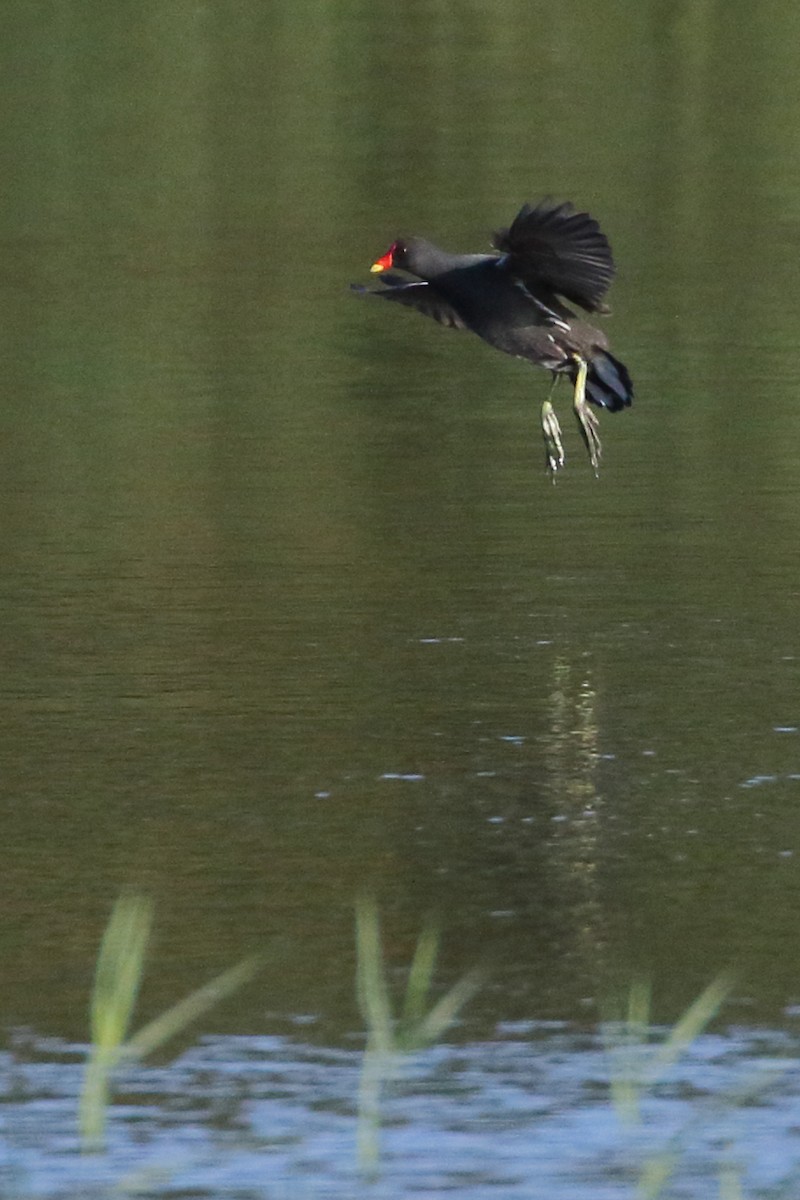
[356,200,633,473]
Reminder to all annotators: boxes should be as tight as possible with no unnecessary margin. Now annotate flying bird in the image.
[354,199,633,474]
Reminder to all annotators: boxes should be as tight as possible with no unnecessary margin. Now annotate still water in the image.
[2,1,800,1195]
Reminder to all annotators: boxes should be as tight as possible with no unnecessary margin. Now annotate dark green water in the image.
[3,0,800,1060]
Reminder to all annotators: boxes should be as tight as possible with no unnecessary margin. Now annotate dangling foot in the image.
[541,397,565,476]
[541,378,565,477]
[572,357,602,474]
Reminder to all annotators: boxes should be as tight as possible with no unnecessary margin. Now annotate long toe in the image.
[575,401,602,474]
[569,357,601,475]
[541,398,565,476]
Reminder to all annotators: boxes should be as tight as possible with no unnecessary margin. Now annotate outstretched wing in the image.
[351,277,466,330]
[492,199,615,313]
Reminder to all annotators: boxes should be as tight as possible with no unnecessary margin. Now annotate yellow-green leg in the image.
[572,357,602,474]
[541,375,565,476]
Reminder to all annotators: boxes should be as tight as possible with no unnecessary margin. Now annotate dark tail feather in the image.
[585,350,633,412]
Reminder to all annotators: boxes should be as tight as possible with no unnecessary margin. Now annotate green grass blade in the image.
[354,898,399,1179]
[607,1052,642,1126]
[604,980,651,1125]
[124,953,265,1061]
[401,923,439,1030]
[650,974,733,1081]
[627,978,651,1035]
[605,974,733,1130]
[80,893,154,1152]
[353,900,483,1175]
[355,897,395,1056]
[89,893,153,1051]
[410,967,483,1050]
[356,1044,383,1180]
[637,1148,678,1199]
[80,893,267,1153]
[719,1161,745,1200]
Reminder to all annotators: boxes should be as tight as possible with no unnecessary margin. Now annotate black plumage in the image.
[356,199,633,473]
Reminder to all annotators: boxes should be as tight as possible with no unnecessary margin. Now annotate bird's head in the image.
[370,239,410,274]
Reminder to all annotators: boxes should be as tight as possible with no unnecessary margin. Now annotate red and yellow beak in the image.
[370,247,394,273]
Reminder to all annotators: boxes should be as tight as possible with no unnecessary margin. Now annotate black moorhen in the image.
[355,199,633,474]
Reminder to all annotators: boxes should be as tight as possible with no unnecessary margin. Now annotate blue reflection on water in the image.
[2,1023,800,1198]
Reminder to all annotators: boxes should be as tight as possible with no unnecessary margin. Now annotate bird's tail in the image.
[584,350,633,412]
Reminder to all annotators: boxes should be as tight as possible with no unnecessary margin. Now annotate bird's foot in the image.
[541,398,565,477]
[571,357,602,475]
[575,400,602,475]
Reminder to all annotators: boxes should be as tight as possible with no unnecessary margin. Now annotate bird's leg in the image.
[572,356,602,474]
[541,374,565,477]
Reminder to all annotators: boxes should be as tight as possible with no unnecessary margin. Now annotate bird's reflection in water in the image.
[539,652,610,986]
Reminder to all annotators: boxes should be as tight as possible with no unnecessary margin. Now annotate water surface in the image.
[2,1,800,1194]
